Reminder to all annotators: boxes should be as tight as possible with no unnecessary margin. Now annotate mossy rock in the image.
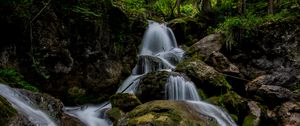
[168,17,207,46]
[136,71,180,103]
[242,114,259,126]
[118,100,218,126]
[205,91,248,124]
[176,58,231,97]
[0,96,17,125]
[107,107,124,125]
[110,93,142,112]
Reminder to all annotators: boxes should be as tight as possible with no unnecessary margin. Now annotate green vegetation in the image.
[0,68,38,92]
[206,0,300,50]
[113,0,199,20]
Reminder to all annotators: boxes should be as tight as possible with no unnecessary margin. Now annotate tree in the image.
[268,0,274,14]
[202,0,211,12]
[177,0,181,16]
[238,0,246,15]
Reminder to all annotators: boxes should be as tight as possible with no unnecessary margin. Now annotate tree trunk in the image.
[202,0,211,13]
[238,0,247,15]
[268,0,274,14]
[177,0,181,16]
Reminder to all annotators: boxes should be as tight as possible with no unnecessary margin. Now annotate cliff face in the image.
[0,0,143,105]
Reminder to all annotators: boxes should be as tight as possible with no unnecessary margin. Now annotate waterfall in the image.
[165,75,201,101]
[64,21,237,126]
[164,76,237,126]
[0,83,56,126]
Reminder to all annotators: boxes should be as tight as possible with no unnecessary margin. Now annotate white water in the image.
[164,75,237,126]
[64,102,112,126]
[0,83,56,126]
[165,76,201,101]
[65,21,237,126]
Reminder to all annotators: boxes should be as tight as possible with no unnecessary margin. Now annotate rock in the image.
[17,89,84,125]
[0,95,17,125]
[136,71,177,102]
[176,58,231,96]
[134,55,172,74]
[205,91,248,123]
[61,113,85,126]
[224,18,300,91]
[187,33,223,58]
[206,52,239,74]
[245,73,298,92]
[107,107,125,125]
[246,75,299,105]
[118,100,218,126]
[110,93,142,112]
[0,95,36,126]
[245,75,270,93]
[277,102,300,126]
[256,85,293,106]
[0,0,140,106]
[168,17,207,46]
[242,101,262,126]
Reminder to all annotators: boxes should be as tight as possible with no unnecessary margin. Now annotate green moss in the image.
[0,68,38,92]
[107,107,123,125]
[176,58,232,96]
[208,74,231,90]
[121,100,218,126]
[68,86,86,97]
[0,96,17,125]
[136,71,173,102]
[110,93,142,112]
[205,91,247,123]
[242,114,257,126]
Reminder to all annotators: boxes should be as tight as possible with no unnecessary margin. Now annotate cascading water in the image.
[65,21,237,126]
[164,76,237,126]
[165,76,201,101]
[0,83,56,126]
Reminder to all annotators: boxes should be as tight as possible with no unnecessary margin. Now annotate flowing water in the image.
[0,83,56,126]
[65,21,237,126]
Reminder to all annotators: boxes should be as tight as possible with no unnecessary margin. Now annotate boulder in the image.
[206,91,248,123]
[242,101,263,126]
[17,89,84,126]
[187,33,223,58]
[168,17,207,46]
[277,102,300,126]
[110,93,142,112]
[206,52,239,74]
[107,107,125,125]
[245,75,271,93]
[246,75,298,106]
[176,58,231,96]
[257,85,292,104]
[136,71,179,102]
[118,100,218,126]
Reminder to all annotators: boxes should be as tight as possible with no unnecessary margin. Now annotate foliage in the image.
[210,9,292,50]
[113,0,199,21]
[180,4,198,16]
[73,6,102,18]
[0,68,38,92]
[113,0,146,17]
